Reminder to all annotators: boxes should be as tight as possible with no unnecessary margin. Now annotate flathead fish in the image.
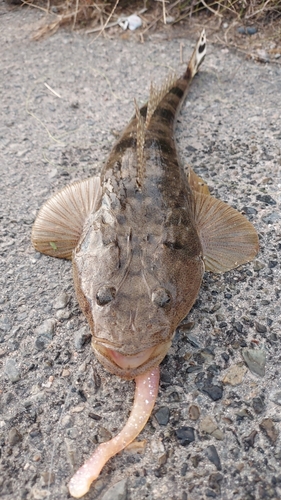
[32,30,259,497]
[32,30,258,379]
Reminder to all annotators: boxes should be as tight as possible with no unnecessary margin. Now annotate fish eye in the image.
[96,286,116,306]
[152,287,171,307]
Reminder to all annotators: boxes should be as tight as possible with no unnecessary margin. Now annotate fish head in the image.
[73,205,204,379]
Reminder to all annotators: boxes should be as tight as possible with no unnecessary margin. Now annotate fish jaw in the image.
[92,339,172,379]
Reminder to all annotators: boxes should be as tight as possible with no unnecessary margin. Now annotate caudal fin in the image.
[187,29,206,79]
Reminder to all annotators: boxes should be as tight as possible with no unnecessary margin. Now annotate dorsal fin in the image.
[134,99,146,190]
[145,72,177,127]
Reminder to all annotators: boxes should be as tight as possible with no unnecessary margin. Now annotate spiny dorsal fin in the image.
[191,191,259,273]
[135,99,146,189]
[146,72,177,128]
[31,176,102,259]
[187,29,206,79]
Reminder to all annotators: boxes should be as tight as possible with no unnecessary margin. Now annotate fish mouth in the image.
[92,340,171,379]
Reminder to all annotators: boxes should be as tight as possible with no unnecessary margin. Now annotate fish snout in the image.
[92,339,171,379]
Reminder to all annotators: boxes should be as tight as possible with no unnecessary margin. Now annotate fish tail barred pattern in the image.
[141,29,207,133]
[133,30,206,189]
[103,30,206,189]
[187,29,206,79]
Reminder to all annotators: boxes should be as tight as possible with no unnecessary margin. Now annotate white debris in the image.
[118,14,142,31]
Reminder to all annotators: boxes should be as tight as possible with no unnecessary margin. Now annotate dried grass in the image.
[16,0,281,39]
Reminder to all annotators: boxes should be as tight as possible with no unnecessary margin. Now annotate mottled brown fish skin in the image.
[72,36,207,378]
[32,30,258,379]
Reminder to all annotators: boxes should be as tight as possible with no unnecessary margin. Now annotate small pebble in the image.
[256,49,270,62]
[125,440,146,454]
[8,427,22,446]
[41,471,55,486]
[74,326,91,349]
[154,406,170,426]
[252,395,265,414]
[253,260,265,271]
[255,322,267,334]
[242,348,266,377]
[61,415,73,428]
[200,416,224,440]
[195,373,223,401]
[200,415,217,435]
[242,206,257,215]
[53,292,69,309]
[256,194,276,205]
[191,454,202,468]
[221,352,229,362]
[88,412,102,421]
[205,488,217,498]
[175,426,195,446]
[55,309,71,320]
[205,445,222,470]
[239,26,257,35]
[5,358,21,382]
[150,437,165,454]
[212,429,224,441]
[35,335,52,351]
[34,319,56,350]
[101,478,127,500]
[98,426,112,443]
[35,318,56,337]
[260,418,279,444]
[223,363,248,386]
[243,430,257,450]
[186,333,201,348]
[208,472,223,494]
[233,321,243,333]
[188,404,200,421]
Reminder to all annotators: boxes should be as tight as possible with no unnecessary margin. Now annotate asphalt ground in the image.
[1,7,281,500]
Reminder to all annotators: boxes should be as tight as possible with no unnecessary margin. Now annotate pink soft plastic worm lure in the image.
[68,367,160,498]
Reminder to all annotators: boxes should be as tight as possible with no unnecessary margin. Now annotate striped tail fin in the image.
[187,29,206,79]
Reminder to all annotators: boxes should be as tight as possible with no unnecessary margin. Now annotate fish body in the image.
[32,31,259,380]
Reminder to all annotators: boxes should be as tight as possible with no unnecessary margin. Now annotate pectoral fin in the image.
[191,191,259,273]
[32,176,102,259]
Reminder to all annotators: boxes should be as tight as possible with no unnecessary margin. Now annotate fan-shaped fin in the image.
[32,176,102,259]
[191,192,259,273]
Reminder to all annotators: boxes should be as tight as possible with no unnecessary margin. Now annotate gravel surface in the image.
[1,7,281,500]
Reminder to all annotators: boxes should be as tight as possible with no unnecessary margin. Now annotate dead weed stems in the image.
[14,0,281,39]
